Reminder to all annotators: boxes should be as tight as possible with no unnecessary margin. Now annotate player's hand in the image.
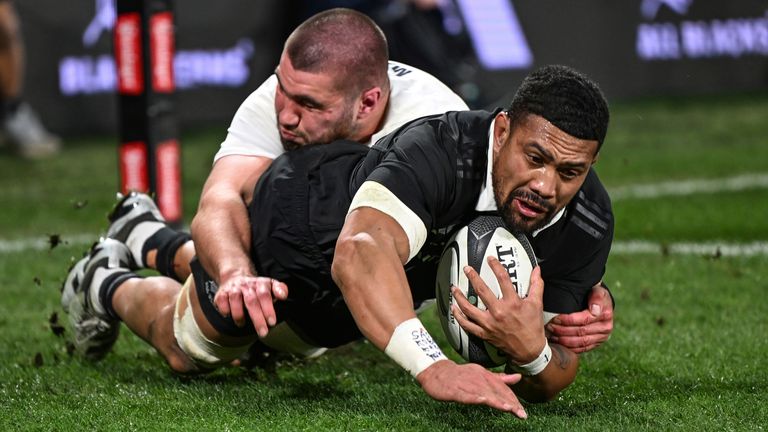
[416,359,527,418]
[213,273,289,337]
[545,282,613,353]
[453,259,547,364]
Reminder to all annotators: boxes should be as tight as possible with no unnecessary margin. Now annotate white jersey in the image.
[213,61,469,162]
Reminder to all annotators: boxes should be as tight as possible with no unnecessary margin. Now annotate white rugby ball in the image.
[435,215,537,367]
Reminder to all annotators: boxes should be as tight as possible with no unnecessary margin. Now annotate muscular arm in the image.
[332,207,527,417]
[190,155,287,336]
[191,155,271,283]
[331,207,414,348]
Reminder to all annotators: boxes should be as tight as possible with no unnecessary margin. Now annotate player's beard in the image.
[280,103,358,151]
[494,183,556,233]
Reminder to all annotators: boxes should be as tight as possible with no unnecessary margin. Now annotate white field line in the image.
[0,233,95,254]
[609,172,768,201]
[2,173,768,256]
[611,240,768,257]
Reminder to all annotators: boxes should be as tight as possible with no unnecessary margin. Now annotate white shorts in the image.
[173,276,327,369]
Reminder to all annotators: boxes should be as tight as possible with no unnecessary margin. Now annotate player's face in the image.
[492,112,599,233]
[274,53,359,150]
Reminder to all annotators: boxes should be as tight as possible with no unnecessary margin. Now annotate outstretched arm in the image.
[332,206,528,418]
[190,155,287,337]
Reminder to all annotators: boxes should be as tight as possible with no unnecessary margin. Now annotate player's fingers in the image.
[483,256,525,302]
[246,303,269,339]
[452,285,487,324]
[548,309,597,327]
[547,320,612,337]
[240,284,268,337]
[568,343,600,354]
[486,395,527,419]
[271,279,289,301]
[451,303,486,338]
[228,287,247,327]
[463,265,499,310]
[527,266,544,302]
[214,290,231,318]
[486,379,526,418]
[590,282,613,306]
[496,372,523,386]
[487,256,521,302]
[560,341,600,353]
[255,280,277,327]
[548,333,606,352]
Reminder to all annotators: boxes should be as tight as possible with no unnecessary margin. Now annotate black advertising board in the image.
[15,1,768,135]
[17,0,287,135]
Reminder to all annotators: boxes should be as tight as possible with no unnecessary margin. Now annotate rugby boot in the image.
[107,191,165,242]
[106,192,167,269]
[61,238,134,361]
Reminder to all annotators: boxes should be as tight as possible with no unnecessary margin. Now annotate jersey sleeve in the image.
[542,229,613,314]
[539,183,615,314]
[349,122,457,261]
[213,75,284,162]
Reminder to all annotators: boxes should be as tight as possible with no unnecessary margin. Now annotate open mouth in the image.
[513,197,545,218]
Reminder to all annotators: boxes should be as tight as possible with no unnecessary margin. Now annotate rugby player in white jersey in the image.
[61,9,613,417]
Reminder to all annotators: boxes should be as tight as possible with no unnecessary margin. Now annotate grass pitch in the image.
[1,93,767,431]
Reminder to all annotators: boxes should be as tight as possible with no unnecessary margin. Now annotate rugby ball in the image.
[435,215,537,367]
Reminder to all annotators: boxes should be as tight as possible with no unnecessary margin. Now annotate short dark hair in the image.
[507,65,609,151]
[284,8,390,97]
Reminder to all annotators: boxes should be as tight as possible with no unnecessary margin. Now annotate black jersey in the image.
[349,109,614,314]
[200,109,613,346]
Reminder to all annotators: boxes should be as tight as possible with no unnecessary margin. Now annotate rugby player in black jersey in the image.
[63,64,612,418]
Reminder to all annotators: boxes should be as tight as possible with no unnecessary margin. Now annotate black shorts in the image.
[194,141,438,347]
[248,141,369,347]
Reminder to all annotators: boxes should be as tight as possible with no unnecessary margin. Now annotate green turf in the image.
[1,93,767,430]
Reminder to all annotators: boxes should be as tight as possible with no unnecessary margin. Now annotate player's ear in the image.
[493,111,511,151]
[357,86,383,118]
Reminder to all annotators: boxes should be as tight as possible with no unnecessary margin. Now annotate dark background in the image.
[16,0,768,136]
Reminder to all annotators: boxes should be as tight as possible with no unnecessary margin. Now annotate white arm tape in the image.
[348,181,427,262]
[384,318,447,377]
[513,343,552,376]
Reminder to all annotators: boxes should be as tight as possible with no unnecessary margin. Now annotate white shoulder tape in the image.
[348,181,427,262]
[384,318,447,377]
